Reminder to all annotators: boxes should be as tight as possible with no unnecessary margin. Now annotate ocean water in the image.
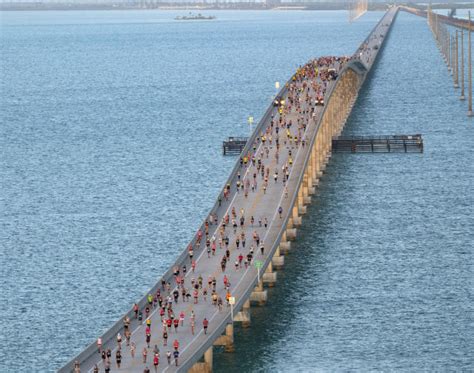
[0,9,472,372]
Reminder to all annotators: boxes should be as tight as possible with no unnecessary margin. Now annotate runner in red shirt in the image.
[153,353,159,372]
[203,318,209,334]
[173,318,179,332]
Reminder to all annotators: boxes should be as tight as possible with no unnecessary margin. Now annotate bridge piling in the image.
[454,30,459,88]
[188,347,213,373]
[291,205,301,227]
[272,248,285,268]
[279,241,291,254]
[262,262,277,287]
[298,191,306,215]
[233,300,251,327]
[286,228,297,240]
[468,11,473,116]
[460,29,465,100]
[213,323,234,352]
[249,280,267,305]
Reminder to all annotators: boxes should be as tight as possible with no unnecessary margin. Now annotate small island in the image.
[175,13,216,21]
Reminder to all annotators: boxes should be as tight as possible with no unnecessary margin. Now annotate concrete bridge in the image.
[400,5,474,31]
[60,7,399,373]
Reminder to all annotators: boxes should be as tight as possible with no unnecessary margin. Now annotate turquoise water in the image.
[1,9,472,372]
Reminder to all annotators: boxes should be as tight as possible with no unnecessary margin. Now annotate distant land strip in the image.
[3,2,474,12]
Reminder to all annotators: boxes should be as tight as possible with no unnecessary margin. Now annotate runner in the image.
[179,310,185,326]
[163,329,168,346]
[116,350,122,369]
[203,318,209,334]
[97,337,102,353]
[153,353,159,372]
[130,342,136,359]
[173,349,179,366]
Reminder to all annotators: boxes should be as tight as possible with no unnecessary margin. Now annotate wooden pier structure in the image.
[222,137,248,155]
[332,135,423,153]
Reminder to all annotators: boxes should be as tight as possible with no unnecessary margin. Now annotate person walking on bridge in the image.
[203,317,209,334]
[142,347,148,363]
[116,349,122,369]
[130,341,136,359]
[173,349,180,366]
[173,339,179,351]
[163,329,168,346]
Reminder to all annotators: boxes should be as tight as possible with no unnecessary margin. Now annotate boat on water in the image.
[175,13,216,21]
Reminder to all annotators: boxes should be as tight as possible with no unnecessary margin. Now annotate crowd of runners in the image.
[67,9,400,372]
[72,55,349,373]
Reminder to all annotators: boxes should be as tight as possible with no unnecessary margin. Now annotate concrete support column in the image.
[468,10,473,116]
[272,246,285,268]
[303,184,311,205]
[287,206,298,239]
[460,29,465,100]
[322,119,328,169]
[329,104,334,148]
[333,91,340,137]
[250,280,267,305]
[305,157,312,190]
[279,241,291,254]
[325,113,332,162]
[286,217,293,229]
[214,324,234,352]
[291,204,301,227]
[297,188,306,215]
[189,347,213,373]
[315,139,322,178]
[454,30,459,88]
[205,346,213,369]
[234,300,251,327]
[263,261,277,287]
[309,148,317,193]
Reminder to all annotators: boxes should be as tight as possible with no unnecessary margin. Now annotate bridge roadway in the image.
[400,6,474,31]
[61,7,398,373]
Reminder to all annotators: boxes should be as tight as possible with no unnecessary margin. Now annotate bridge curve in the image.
[61,7,399,373]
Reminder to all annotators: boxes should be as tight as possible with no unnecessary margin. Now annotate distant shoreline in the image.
[1,2,473,12]
[0,3,385,12]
